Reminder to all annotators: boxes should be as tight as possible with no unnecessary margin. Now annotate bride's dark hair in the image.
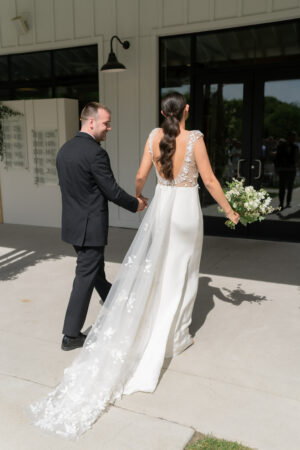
[158,92,187,180]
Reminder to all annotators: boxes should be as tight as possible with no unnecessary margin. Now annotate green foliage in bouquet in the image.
[0,104,22,161]
[218,178,277,229]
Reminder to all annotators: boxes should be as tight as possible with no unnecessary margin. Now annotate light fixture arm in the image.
[110,35,130,53]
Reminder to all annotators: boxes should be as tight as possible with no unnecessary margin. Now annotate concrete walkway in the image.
[0,223,299,450]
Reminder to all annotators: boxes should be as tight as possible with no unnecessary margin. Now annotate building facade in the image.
[0,0,299,240]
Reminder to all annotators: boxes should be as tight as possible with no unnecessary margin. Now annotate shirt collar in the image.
[79,131,96,140]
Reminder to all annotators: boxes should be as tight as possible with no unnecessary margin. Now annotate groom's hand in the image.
[139,194,148,207]
[137,196,147,211]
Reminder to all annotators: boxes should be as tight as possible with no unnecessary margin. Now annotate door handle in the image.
[253,159,262,180]
[237,159,245,178]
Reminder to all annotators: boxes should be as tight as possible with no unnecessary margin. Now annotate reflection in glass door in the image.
[255,79,300,230]
[199,82,246,226]
[160,19,300,241]
[197,73,300,240]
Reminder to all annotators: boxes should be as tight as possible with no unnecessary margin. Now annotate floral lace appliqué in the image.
[148,128,203,187]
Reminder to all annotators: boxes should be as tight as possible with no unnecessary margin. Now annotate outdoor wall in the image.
[0,98,78,227]
[0,0,300,228]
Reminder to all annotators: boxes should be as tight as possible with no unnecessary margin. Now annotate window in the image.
[0,45,99,113]
[0,56,9,81]
[11,51,51,81]
[160,19,300,126]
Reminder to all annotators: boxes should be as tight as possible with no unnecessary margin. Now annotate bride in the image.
[29,92,239,438]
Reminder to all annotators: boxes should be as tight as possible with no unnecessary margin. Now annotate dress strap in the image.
[190,130,204,144]
[148,128,160,160]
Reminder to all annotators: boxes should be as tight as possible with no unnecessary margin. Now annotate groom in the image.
[56,102,146,351]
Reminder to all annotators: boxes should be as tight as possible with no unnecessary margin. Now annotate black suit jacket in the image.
[56,132,138,246]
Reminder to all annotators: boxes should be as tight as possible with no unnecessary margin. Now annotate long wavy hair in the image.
[158,92,187,180]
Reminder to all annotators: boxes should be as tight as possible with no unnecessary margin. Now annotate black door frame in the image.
[195,63,300,242]
[195,68,253,239]
[249,64,300,241]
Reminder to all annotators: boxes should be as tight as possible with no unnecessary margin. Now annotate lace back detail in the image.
[148,127,159,161]
[148,129,203,187]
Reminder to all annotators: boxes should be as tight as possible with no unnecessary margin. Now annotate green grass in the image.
[185,434,254,450]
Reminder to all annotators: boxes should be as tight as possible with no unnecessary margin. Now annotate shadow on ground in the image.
[0,248,65,281]
[0,224,74,281]
[0,224,136,281]
[1,223,299,285]
[189,276,269,336]
[161,276,269,382]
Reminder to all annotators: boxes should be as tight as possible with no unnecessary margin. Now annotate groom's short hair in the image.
[80,102,111,122]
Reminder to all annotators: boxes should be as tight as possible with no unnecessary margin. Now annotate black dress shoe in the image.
[61,332,86,351]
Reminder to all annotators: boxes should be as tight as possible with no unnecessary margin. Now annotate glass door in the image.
[195,71,252,237]
[160,18,300,241]
[250,68,300,240]
[195,67,300,241]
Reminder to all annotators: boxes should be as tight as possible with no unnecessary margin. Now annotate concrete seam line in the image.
[163,367,300,403]
[114,404,195,431]
[0,371,52,388]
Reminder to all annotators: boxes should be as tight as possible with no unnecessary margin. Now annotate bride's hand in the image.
[138,194,148,207]
[137,197,146,211]
[226,209,240,224]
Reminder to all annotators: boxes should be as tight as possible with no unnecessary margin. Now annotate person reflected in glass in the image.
[229,138,242,177]
[275,131,298,209]
[262,136,277,187]
[223,137,234,181]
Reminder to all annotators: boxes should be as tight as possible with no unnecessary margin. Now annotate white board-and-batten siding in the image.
[0,0,299,228]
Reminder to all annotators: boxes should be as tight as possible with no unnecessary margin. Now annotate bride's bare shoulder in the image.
[180,129,190,137]
[151,128,163,141]
[156,127,163,135]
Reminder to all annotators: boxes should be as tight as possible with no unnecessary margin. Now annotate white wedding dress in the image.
[29,129,204,439]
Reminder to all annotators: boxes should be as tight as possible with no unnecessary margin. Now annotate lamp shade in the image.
[100,52,126,73]
[100,36,130,73]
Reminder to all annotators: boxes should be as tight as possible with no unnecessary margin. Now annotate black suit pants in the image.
[278,170,296,206]
[62,246,112,337]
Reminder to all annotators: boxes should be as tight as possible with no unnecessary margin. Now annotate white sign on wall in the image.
[0,98,78,227]
[32,129,58,185]
[2,116,28,169]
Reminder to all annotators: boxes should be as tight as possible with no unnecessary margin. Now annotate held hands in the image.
[137,194,148,212]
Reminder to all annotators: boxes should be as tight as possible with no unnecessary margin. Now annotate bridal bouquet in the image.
[219,178,276,229]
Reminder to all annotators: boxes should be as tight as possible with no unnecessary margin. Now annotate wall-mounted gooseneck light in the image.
[100,35,130,73]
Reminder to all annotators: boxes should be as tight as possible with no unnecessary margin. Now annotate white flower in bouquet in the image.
[218,178,277,229]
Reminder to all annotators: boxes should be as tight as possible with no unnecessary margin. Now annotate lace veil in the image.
[29,185,184,439]
[29,129,203,439]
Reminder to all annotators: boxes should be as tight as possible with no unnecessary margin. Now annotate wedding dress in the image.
[29,128,204,439]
